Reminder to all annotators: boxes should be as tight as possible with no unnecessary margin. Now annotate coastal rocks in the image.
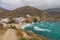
[1,29,18,40]
[22,15,40,23]
[0,29,49,40]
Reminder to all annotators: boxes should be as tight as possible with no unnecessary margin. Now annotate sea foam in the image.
[21,23,32,29]
[34,27,51,32]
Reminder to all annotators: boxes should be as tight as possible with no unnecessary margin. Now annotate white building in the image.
[1,18,9,23]
[13,17,25,23]
[2,23,8,28]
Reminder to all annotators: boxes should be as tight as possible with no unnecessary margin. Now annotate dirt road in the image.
[1,29,18,40]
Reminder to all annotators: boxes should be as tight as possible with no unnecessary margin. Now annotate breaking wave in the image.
[21,23,33,29]
[34,26,51,32]
[21,23,51,32]
[20,22,60,40]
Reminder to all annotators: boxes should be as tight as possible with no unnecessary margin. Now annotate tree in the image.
[9,25,16,29]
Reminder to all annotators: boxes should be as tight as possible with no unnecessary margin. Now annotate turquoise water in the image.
[24,22,60,40]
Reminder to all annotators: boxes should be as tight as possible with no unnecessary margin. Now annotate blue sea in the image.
[23,22,60,40]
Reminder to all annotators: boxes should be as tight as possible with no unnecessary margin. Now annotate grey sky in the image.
[0,0,60,10]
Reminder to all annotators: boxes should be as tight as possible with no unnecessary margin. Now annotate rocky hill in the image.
[45,8,60,21]
[0,29,48,40]
[7,6,42,17]
[0,6,51,21]
[45,8,60,19]
[0,6,42,18]
[0,7,9,13]
[0,6,60,21]
[0,7,10,18]
[45,8,60,12]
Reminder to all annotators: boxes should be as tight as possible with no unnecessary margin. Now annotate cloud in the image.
[0,0,60,10]
[24,0,60,9]
[0,0,25,10]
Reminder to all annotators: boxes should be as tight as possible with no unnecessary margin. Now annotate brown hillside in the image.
[0,7,10,18]
[3,6,42,18]
[0,6,60,21]
[0,7,9,13]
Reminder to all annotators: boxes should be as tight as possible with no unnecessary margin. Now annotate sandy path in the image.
[1,29,18,40]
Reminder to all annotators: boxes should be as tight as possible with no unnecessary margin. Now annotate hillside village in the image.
[0,6,60,21]
[0,15,49,40]
[0,14,44,30]
[0,6,60,40]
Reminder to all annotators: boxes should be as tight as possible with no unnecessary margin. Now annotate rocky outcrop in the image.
[0,29,49,40]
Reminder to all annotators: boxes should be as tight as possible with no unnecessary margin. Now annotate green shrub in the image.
[9,25,16,29]
[33,18,37,22]
[21,38,27,40]
[12,26,16,29]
